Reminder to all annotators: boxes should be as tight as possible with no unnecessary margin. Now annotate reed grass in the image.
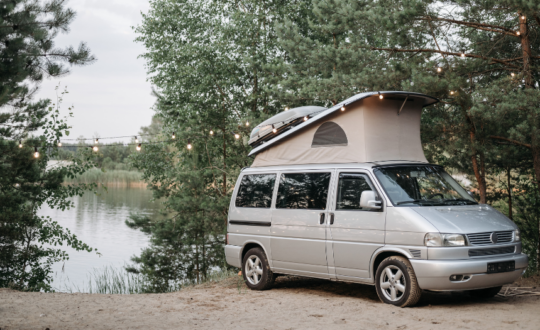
[63,168,146,188]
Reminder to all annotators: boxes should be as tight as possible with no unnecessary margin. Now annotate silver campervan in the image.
[225,91,528,307]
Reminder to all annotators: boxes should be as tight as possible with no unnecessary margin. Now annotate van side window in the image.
[336,173,376,210]
[276,173,331,209]
[235,174,276,208]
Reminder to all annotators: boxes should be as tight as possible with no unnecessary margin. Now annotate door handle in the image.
[330,213,335,225]
[319,213,325,224]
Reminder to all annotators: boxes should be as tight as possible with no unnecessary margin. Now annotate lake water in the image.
[38,187,161,292]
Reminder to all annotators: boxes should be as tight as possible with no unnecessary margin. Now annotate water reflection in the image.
[38,187,160,292]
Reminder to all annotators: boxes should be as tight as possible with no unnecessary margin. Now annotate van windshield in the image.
[373,166,477,206]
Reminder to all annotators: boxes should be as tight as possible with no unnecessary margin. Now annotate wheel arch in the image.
[370,247,414,278]
[241,240,270,265]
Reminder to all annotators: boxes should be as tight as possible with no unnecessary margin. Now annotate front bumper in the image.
[410,253,528,291]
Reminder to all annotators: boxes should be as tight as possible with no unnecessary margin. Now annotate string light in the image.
[134,136,138,143]
[210,130,214,135]
[450,91,454,95]
[341,106,345,111]
[93,146,99,152]
[136,143,141,151]
[245,121,249,126]
[19,141,22,148]
[285,107,289,111]
[511,72,515,77]
[304,116,308,121]
[172,132,176,139]
[57,141,62,147]
[517,31,521,36]
[521,14,525,20]
[234,133,240,139]
[460,51,465,57]
[437,67,442,73]
[187,139,192,150]
[95,138,99,144]
[272,125,277,133]
[378,92,383,100]
[34,147,39,158]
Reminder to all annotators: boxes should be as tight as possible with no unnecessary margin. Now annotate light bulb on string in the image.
[511,72,515,77]
[19,141,22,148]
[437,67,442,73]
[210,130,214,135]
[187,139,192,150]
[136,143,142,151]
[460,51,465,57]
[521,14,525,20]
[341,106,345,111]
[284,107,289,111]
[517,31,521,36]
[134,136,138,143]
[34,147,39,158]
[172,132,176,139]
[303,116,308,121]
[378,92,383,100]
[95,138,99,144]
[450,91,454,95]
[272,125,277,133]
[58,141,62,147]
[245,121,249,127]
[93,146,99,152]
[234,133,240,139]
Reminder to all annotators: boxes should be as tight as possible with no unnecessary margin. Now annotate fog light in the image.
[449,275,463,281]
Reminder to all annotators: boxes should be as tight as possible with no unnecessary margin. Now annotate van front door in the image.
[270,171,333,278]
[328,172,385,280]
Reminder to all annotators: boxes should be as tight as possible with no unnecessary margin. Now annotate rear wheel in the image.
[375,256,422,307]
[468,286,502,298]
[242,247,274,290]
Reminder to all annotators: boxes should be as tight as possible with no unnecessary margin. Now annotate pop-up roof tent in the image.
[248,91,439,167]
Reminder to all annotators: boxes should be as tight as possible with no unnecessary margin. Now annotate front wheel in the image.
[242,247,274,290]
[375,256,422,307]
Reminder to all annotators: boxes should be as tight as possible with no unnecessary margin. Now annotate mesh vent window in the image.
[311,122,348,148]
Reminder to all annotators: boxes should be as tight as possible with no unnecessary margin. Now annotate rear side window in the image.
[235,174,276,208]
[336,173,376,210]
[276,173,331,209]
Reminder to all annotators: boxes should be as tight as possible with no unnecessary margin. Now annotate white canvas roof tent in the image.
[249,91,439,167]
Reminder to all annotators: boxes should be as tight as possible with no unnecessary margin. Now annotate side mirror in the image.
[360,190,382,210]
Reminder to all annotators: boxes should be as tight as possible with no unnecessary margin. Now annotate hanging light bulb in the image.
[245,121,249,127]
[521,14,525,20]
[341,106,345,111]
[272,125,277,133]
[511,72,515,77]
[517,31,521,36]
[172,132,176,139]
[34,147,39,158]
[284,107,289,111]
[450,91,454,95]
[378,92,383,100]
[136,143,142,151]
[303,116,308,121]
[95,138,99,144]
[437,67,442,73]
[460,51,465,57]
[234,133,240,139]
[210,130,214,135]
[19,141,22,148]
[187,139,192,150]
[93,145,99,152]
[57,141,62,147]
[134,136,138,143]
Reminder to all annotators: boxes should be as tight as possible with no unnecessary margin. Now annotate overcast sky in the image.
[35,0,154,143]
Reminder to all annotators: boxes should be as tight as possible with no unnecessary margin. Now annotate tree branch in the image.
[489,136,531,149]
[422,16,515,33]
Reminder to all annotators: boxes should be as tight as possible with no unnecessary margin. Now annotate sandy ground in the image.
[1,275,540,330]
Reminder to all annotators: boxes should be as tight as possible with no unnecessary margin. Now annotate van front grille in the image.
[467,231,513,245]
[468,246,515,257]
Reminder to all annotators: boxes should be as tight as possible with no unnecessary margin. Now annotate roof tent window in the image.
[311,121,348,148]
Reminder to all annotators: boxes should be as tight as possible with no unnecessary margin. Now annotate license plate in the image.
[487,261,515,274]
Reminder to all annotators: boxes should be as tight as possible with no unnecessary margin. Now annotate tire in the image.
[468,286,502,298]
[375,256,422,307]
[242,247,275,290]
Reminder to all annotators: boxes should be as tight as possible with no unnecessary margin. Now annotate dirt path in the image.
[1,276,539,330]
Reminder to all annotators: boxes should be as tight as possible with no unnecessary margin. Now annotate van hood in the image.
[412,205,517,234]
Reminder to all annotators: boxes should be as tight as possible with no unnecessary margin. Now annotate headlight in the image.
[513,229,521,242]
[424,233,467,247]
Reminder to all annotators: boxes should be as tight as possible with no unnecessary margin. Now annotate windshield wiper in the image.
[442,198,478,205]
[396,199,442,205]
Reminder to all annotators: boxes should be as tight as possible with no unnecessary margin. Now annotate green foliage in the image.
[0,0,96,291]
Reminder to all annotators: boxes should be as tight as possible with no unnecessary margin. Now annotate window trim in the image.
[333,171,384,212]
[311,121,348,148]
[234,173,277,209]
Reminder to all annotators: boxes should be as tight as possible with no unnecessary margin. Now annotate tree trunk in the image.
[506,168,513,220]
[470,131,487,203]
[519,14,533,88]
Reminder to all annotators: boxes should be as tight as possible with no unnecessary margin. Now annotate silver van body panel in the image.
[226,161,528,291]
